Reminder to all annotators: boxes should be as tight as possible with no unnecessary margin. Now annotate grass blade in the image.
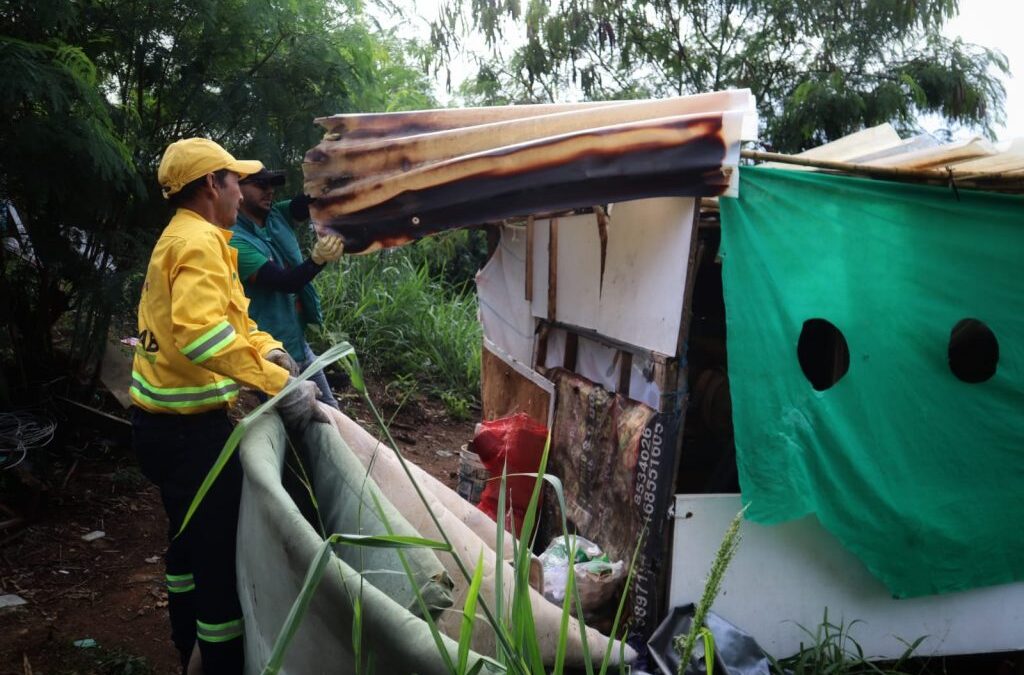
[353,594,364,675]
[340,351,520,665]
[599,523,646,675]
[176,342,354,538]
[367,490,457,674]
[261,539,336,675]
[261,528,452,674]
[551,536,578,675]
[328,533,451,551]
[458,550,486,674]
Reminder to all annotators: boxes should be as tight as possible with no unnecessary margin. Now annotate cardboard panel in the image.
[597,198,695,355]
[530,212,601,328]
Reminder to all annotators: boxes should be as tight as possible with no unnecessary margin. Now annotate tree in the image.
[430,0,1008,151]
[0,0,434,400]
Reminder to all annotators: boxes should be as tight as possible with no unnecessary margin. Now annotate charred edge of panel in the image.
[316,167,728,254]
[313,115,726,212]
[314,118,728,212]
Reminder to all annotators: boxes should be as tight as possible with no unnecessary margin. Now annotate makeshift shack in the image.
[305,90,756,643]
[303,95,1024,662]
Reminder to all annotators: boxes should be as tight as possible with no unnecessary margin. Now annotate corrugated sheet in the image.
[303,91,755,253]
[763,123,1024,191]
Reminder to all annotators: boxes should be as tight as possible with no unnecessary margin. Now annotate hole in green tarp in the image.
[797,319,850,391]
[948,318,998,383]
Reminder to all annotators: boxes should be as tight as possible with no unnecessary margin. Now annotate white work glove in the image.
[266,348,299,376]
[310,235,344,265]
[277,377,329,430]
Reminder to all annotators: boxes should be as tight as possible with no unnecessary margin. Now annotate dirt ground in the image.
[0,383,476,675]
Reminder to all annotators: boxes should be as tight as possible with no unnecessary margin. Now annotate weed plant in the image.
[770,611,926,675]
[673,506,746,674]
[313,231,484,415]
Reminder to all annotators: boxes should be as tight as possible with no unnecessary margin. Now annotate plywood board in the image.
[554,215,602,329]
[481,339,555,427]
[597,198,695,355]
[530,212,601,328]
[670,494,1024,659]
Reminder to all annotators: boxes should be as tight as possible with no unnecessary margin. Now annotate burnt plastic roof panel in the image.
[304,91,755,253]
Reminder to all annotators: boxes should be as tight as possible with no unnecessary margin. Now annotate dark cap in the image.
[239,168,286,186]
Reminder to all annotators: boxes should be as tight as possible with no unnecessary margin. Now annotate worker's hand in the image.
[266,348,299,377]
[311,235,344,265]
[277,377,330,431]
[289,194,315,221]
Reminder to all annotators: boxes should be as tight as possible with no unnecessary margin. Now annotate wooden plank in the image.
[534,324,549,372]
[594,205,609,285]
[485,224,499,258]
[525,215,534,302]
[539,318,670,362]
[654,359,679,415]
[563,332,579,371]
[675,206,705,357]
[547,218,559,322]
[617,351,633,397]
[481,341,554,426]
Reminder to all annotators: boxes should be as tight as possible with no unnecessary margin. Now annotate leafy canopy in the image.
[0,0,433,392]
[430,0,1008,151]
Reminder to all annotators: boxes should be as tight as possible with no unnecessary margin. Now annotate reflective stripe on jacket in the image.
[130,208,289,414]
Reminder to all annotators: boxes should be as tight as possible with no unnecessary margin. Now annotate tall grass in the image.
[313,232,483,413]
[770,611,926,675]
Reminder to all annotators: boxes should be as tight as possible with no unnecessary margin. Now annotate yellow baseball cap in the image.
[157,138,264,199]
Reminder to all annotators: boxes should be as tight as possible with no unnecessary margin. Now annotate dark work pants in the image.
[131,408,244,674]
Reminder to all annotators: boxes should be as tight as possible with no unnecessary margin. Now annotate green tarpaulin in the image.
[720,166,1024,598]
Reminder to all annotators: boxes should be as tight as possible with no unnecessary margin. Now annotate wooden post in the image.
[547,217,559,322]
[485,224,500,258]
[525,215,535,302]
[563,332,579,371]
[617,351,633,397]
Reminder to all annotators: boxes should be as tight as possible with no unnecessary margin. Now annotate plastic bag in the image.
[647,604,771,675]
[538,535,626,621]
[473,412,547,537]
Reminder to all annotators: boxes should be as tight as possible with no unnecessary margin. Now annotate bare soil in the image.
[0,384,476,675]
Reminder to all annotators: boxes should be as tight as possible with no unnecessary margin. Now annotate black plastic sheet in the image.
[647,604,771,675]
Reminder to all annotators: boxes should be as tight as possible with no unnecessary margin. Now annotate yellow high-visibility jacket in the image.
[130,208,290,414]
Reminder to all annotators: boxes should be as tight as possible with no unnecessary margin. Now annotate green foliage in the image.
[433,0,1008,151]
[769,611,926,675]
[313,231,484,410]
[0,0,434,393]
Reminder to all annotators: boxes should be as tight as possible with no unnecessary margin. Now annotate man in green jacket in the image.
[230,168,343,408]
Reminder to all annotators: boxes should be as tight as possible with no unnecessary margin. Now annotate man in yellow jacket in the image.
[130,138,324,674]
